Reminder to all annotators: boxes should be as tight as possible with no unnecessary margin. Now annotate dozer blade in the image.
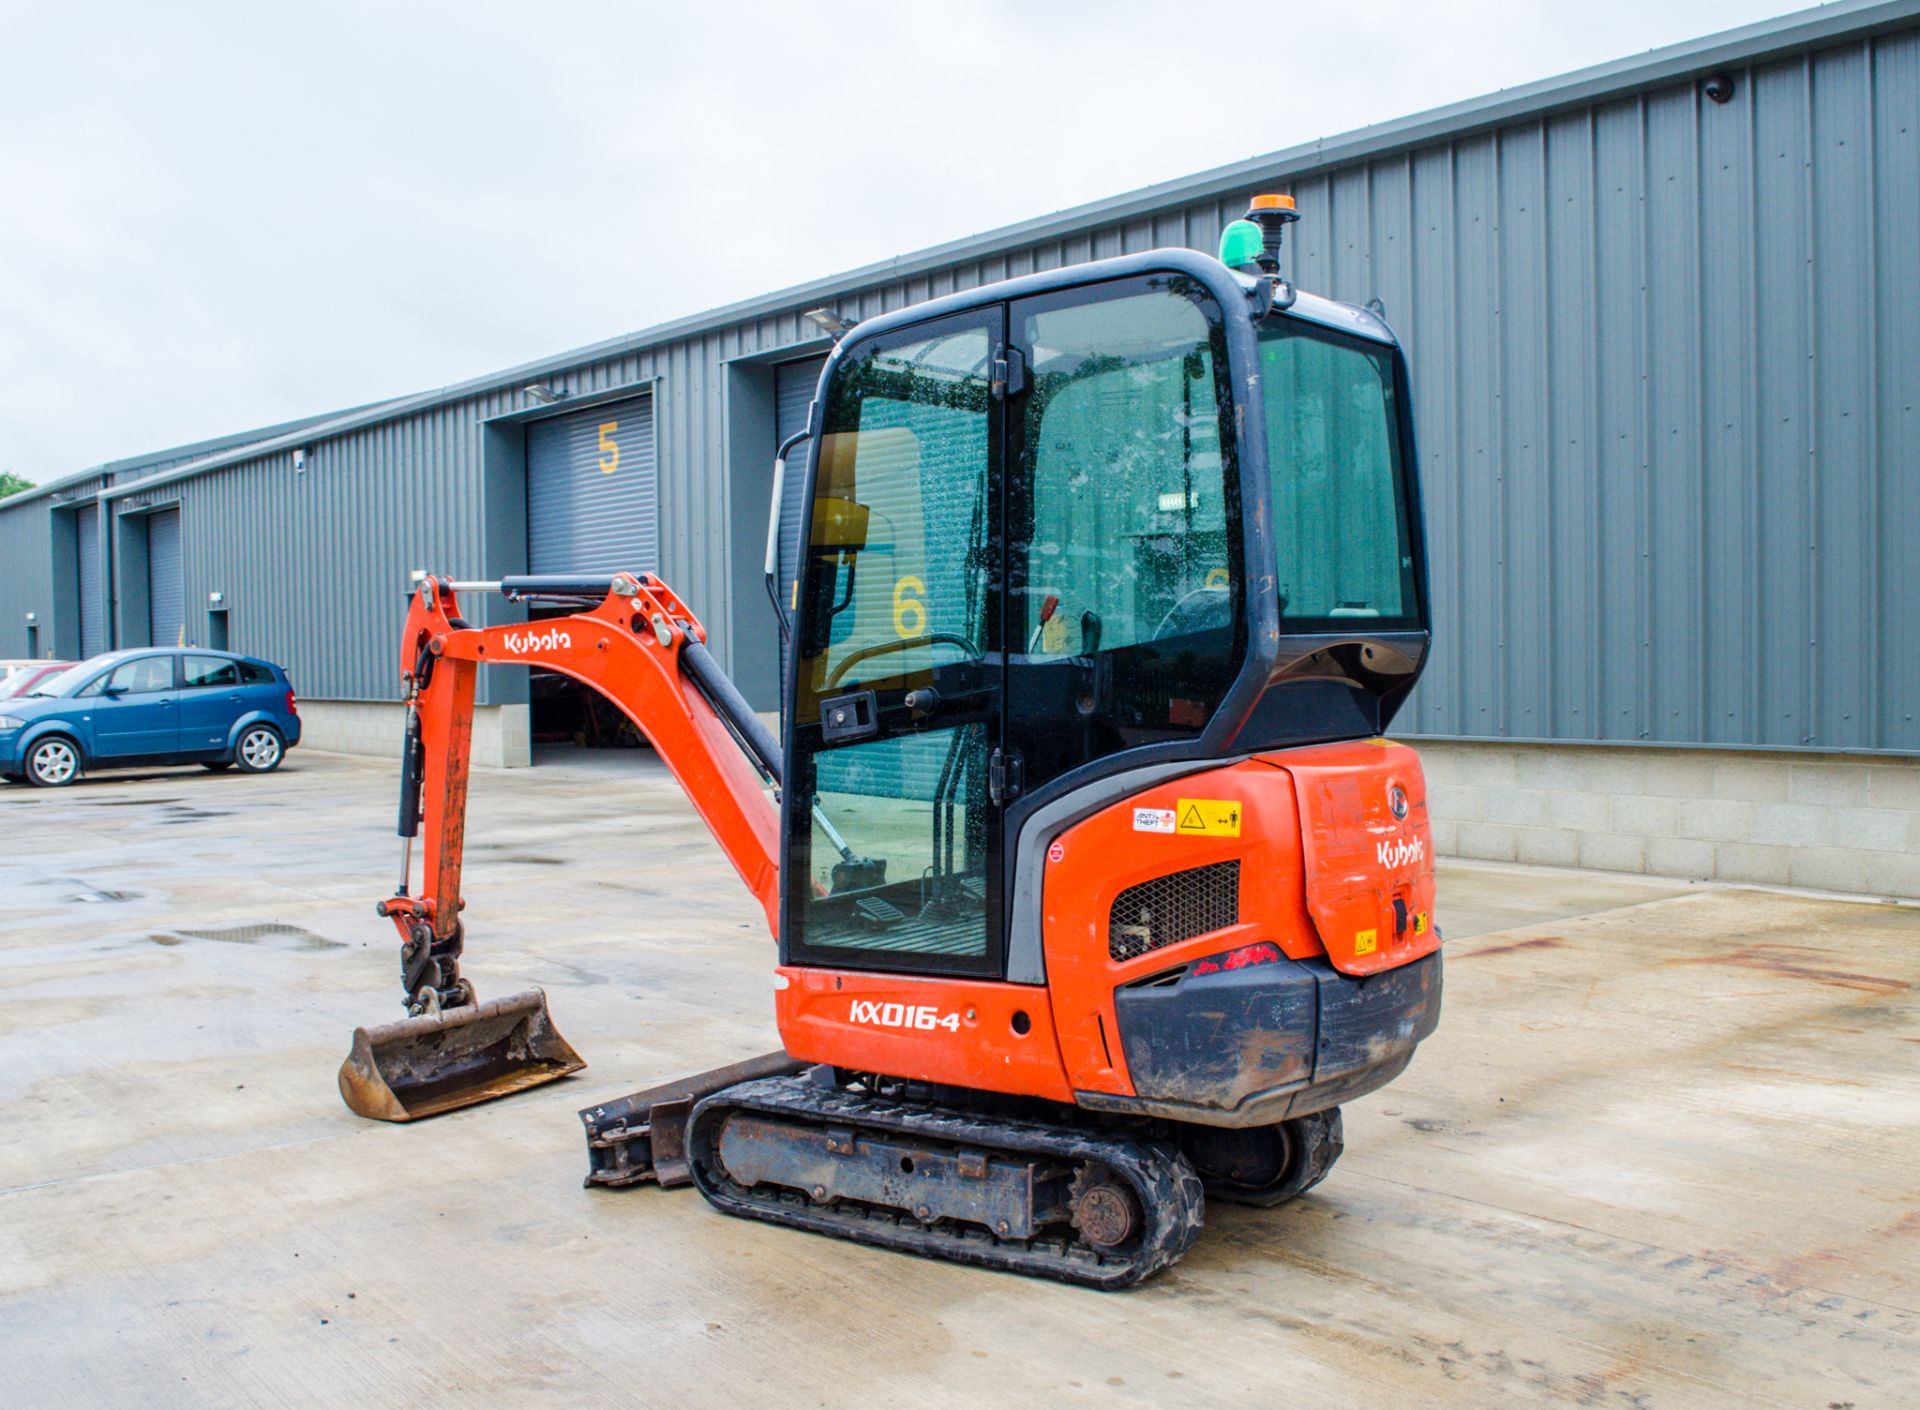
[338,988,585,1121]
[579,1049,808,1188]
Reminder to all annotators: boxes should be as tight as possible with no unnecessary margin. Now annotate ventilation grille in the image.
[1108,861,1240,963]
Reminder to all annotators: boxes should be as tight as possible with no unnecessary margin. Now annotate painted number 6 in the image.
[892,575,926,638]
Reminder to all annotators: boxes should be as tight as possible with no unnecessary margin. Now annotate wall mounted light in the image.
[293,447,309,472]
[24,611,35,622]
[208,591,225,605]
[524,383,569,405]
[803,308,856,341]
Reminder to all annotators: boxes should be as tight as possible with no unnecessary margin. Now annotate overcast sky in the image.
[0,0,1813,481]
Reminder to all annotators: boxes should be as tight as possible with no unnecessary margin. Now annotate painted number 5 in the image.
[892,575,926,638]
[598,421,620,475]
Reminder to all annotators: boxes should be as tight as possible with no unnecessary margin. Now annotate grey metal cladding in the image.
[525,395,658,575]
[1378,31,1919,754]
[0,495,53,658]
[147,508,183,648]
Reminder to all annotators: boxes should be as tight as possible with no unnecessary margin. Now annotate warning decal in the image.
[1132,808,1177,834]
[1174,798,1242,837]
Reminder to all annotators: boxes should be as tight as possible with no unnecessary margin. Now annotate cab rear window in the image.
[1260,321,1421,632]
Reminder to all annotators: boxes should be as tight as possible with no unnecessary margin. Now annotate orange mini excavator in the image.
[338,198,1443,1287]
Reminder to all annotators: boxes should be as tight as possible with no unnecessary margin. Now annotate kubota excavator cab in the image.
[753,217,1440,1219]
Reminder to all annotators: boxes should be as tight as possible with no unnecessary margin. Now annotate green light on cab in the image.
[1217,219,1263,269]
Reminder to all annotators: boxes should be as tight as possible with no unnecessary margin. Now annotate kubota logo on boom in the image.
[502,627,571,653]
[1377,836,1426,869]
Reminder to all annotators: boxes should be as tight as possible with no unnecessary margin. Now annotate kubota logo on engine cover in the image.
[1377,836,1426,869]
[849,999,961,1032]
[502,628,571,653]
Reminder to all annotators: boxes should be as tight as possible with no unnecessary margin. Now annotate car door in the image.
[90,655,181,758]
[178,655,244,754]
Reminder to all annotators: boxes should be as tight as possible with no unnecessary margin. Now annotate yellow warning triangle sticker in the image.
[1174,798,1243,836]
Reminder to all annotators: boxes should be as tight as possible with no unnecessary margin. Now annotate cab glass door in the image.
[784,310,1004,975]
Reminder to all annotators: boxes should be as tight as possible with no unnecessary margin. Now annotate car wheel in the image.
[234,724,284,774]
[25,735,83,788]
[201,761,233,772]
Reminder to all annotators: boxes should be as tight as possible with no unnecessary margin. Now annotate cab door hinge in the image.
[988,747,1024,806]
[990,345,1027,401]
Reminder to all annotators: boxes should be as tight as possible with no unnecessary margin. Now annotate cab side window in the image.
[1007,274,1244,791]
[1017,281,1233,659]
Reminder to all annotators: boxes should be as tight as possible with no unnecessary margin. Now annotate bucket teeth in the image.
[338,987,584,1121]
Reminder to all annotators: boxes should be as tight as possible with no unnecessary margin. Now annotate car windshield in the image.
[27,660,113,697]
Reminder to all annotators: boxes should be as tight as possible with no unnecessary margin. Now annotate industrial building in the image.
[3,0,1916,897]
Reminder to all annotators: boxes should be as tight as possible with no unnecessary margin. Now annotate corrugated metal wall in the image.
[0,18,1911,752]
[0,491,52,658]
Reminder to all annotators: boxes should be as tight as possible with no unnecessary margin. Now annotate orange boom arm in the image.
[379,573,781,1014]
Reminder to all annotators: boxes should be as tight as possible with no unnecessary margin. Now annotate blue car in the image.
[0,649,301,787]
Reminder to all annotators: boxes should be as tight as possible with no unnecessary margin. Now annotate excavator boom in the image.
[338,571,782,1121]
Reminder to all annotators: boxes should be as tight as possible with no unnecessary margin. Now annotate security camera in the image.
[1703,73,1735,104]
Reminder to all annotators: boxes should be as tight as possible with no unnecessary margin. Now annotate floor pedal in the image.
[852,896,906,929]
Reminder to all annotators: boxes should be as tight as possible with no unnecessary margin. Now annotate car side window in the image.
[183,656,239,689]
[239,661,275,685]
[76,672,111,698]
[108,657,175,695]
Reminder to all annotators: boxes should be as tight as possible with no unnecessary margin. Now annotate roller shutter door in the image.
[775,356,828,687]
[526,395,657,575]
[76,503,105,658]
[147,509,183,647]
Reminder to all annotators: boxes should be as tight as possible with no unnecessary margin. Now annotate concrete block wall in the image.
[1418,741,1920,900]
[297,701,531,769]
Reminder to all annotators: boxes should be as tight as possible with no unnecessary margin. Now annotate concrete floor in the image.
[2,750,1916,1409]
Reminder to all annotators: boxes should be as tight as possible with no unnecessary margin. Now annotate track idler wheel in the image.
[1180,1107,1344,1208]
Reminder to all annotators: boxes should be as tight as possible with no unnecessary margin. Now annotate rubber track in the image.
[687,1075,1206,1289]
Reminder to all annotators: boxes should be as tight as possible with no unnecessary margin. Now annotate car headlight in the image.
[0,715,22,730]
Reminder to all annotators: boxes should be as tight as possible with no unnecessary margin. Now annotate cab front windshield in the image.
[1258,319,1420,632]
